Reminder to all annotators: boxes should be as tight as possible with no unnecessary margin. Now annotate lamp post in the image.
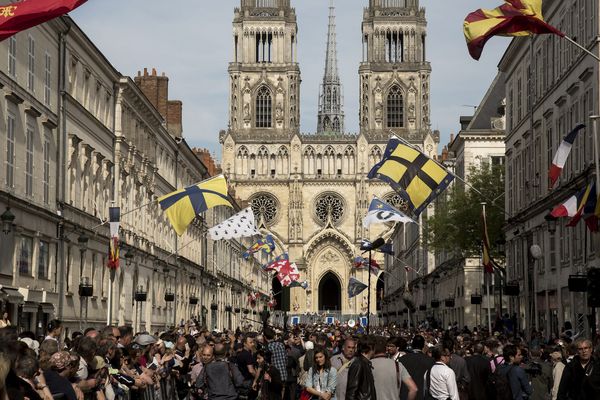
[1,207,15,235]
[77,233,89,331]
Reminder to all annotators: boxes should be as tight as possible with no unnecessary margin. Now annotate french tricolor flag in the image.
[549,124,586,189]
[550,183,593,219]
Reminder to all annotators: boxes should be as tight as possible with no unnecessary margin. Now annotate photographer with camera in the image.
[524,348,552,400]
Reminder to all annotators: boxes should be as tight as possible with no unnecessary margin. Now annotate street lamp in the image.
[1,207,15,234]
[545,214,558,234]
[124,247,134,266]
[77,233,89,253]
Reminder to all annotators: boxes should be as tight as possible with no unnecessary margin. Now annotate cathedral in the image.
[220,0,439,317]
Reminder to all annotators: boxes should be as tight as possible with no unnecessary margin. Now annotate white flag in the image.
[208,207,260,240]
[363,197,417,228]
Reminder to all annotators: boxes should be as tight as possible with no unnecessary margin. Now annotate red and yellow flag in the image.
[482,208,494,274]
[464,0,564,60]
[0,0,87,42]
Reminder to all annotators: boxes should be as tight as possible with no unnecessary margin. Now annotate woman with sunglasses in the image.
[304,346,337,400]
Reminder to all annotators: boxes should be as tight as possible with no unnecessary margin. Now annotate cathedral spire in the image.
[317,0,344,135]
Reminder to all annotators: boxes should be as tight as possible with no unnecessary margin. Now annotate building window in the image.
[25,119,34,197]
[386,85,404,128]
[8,36,16,77]
[44,53,51,106]
[314,192,345,226]
[255,33,273,63]
[255,86,272,128]
[5,112,15,188]
[43,129,50,204]
[38,240,49,279]
[18,236,33,275]
[250,193,279,226]
[27,35,35,92]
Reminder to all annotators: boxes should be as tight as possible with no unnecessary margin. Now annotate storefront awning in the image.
[22,301,38,313]
[40,303,54,314]
[1,287,24,304]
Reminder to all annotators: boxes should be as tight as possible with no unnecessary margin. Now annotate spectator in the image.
[264,327,288,383]
[345,336,376,400]
[118,326,134,349]
[424,346,459,400]
[557,338,596,400]
[497,344,533,400]
[196,343,246,400]
[399,334,435,398]
[443,337,470,399]
[465,343,491,400]
[330,337,356,400]
[253,349,283,400]
[44,320,62,344]
[386,337,407,362]
[304,346,337,400]
[550,351,565,400]
[371,336,417,400]
[526,348,553,400]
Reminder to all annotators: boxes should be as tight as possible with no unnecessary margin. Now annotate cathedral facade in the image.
[220,0,439,317]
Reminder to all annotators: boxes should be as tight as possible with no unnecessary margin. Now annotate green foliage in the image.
[425,163,505,258]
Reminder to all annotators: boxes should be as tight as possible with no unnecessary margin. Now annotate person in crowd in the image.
[497,344,533,400]
[399,334,435,399]
[526,347,553,400]
[557,338,597,400]
[424,346,459,400]
[284,343,300,400]
[330,337,356,400]
[485,339,504,373]
[443,337,470,399]
[263,327,288,384]
[43,351,79,400]
[549,351,565,400]
[44,320,62,344]
[345,335,377,400]
[253,349,283,400]
[386,337,407,362]
[196,343,246,400]
[117,326,134,349]
[465,342,491,400]
[371,336,417,400]
[237,335,258,399]
[0,313,10,329]
[304,346,337,400]
[297,340,313,387]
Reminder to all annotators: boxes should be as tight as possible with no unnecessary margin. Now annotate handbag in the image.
[299,389,312,400]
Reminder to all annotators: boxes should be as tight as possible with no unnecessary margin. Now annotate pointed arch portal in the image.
[318,272,342,311]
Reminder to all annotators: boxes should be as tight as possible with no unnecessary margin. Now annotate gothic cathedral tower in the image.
[359,0,437,155]
[228,0,301,138]
[317,0,344,135]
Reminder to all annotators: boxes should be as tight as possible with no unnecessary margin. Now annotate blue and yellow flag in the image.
[243,235,276,259]
[159,175,232,236]
[368,138,454,216]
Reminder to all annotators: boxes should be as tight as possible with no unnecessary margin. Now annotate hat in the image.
[91,356,106,370]
[134,334,157,346]
[304,341,314,350]
[49,351,71,370]
[19,338,39,354]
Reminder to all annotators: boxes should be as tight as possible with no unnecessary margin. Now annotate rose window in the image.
[385,193,409,212]
[251,194,278,226]
[315,193,345,225]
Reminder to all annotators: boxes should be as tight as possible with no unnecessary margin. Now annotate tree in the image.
[425,163,505,259]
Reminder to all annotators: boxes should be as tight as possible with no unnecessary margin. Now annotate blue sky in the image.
[71,0,508,156]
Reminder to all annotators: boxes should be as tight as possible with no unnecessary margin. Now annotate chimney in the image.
[134,67,169,122]
[450,133,455,143]
[167,100,183,138]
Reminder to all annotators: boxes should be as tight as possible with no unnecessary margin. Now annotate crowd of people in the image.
[0,317,599,400]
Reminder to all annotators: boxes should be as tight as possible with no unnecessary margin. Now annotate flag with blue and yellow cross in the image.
[158,175,232,236]
[368,137,454,216]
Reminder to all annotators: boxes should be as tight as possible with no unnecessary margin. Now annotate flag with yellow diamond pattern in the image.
[368,137,454,216]
[159,175,232,236]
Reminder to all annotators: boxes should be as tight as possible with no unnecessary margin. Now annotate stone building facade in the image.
[0,17,269,336]
[501,0,598,337]
[383,74,506,329]
[221,0,439,317]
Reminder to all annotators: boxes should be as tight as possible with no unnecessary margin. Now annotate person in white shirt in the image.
[424,346,459,400]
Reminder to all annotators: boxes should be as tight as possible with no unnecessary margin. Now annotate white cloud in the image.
[71,0,508,154]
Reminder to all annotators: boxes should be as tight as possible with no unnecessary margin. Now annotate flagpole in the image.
[591,116,600,201]
[482,202,492,334]
[367,249,373,334]
[563,35,600,62]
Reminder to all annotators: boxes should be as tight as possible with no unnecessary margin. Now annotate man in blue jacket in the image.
[497,344,533,400]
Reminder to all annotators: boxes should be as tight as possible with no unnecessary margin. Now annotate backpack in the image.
[485,362,514,400]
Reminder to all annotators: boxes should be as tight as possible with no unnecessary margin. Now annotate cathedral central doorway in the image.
[318,272,341,311]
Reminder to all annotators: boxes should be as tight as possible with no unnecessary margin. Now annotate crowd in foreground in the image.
[0,318,599,400]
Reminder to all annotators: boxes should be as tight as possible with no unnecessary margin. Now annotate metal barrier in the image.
[81,375,183,400]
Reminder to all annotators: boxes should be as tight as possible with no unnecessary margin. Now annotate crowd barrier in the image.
[66,375,183,400]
